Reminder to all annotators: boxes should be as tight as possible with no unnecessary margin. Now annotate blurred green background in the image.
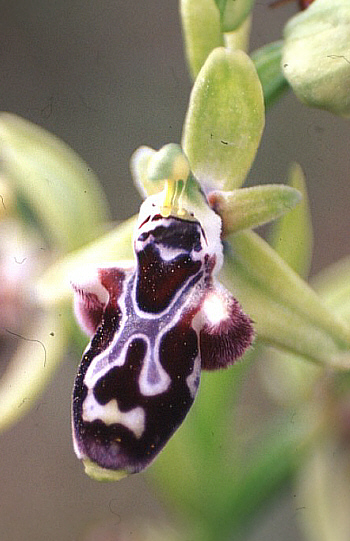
[0,1,349,540]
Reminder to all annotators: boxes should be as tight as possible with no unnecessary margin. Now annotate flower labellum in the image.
[71,174,254,481]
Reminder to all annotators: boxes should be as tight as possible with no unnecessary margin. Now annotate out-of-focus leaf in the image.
[0,175,15,219]
[221,230,350,368]
[35,216,136,306]
[218,407,323,536]
[151,396,320,538]
[0,310,67,432]
[0,113,110,252]
[270,163,313,277]
[209,184,301,235]
[150,353,255,523]
[261,348,322,407]
[297,437,350,541]
[251,41,289,108]
[313,256,350,322]
[182,48,264,191]
[180,0,224,80]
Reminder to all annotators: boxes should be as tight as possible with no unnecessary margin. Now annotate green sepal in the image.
[182,47,264,191]
[35,215,136,306]
[251,41,289,108]
[180,0,224,80]
[270,163,313,277]
[221,230,350,368]
[0,113,110,252]
[0,309,68,433]
[208,184,301,235]
[214,0,255,32]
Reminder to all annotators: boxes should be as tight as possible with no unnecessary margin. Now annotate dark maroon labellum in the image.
[71,205,254,477]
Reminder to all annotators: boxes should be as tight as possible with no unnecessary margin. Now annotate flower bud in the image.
[282,0,350,117]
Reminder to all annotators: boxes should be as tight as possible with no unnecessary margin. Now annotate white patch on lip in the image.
[157,245,186,261]
[82,390,145,439]
[138,345,171,396]
[202,290,229,326]
[186,354,201,398]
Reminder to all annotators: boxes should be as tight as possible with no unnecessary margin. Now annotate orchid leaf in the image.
[209,184,301,235]
[182,47,264,192]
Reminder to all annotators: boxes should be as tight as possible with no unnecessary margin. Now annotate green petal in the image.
[251,41,289,108]
[215,0,255,33]
[221,230,350,368]
[270,163,313,277]
[147,144,189,183]
[182,48,264,191]
[180,0,224,80]
[0,310,67,432]
[35,216,136,306]
[208,184,301,235]
[0,113,110,251]
[130,146,160,198]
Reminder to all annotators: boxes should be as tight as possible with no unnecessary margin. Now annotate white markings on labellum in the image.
[71,189,254,476]
[83,389,146,439]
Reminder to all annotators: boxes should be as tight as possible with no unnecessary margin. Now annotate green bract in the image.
[282,0,350,117]
[214,0,255,32]
[180,0,224,80]
[180,0,255,80]
[182,47,265,191]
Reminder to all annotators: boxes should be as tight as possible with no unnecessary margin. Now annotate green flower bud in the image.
[282,0,350,117]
